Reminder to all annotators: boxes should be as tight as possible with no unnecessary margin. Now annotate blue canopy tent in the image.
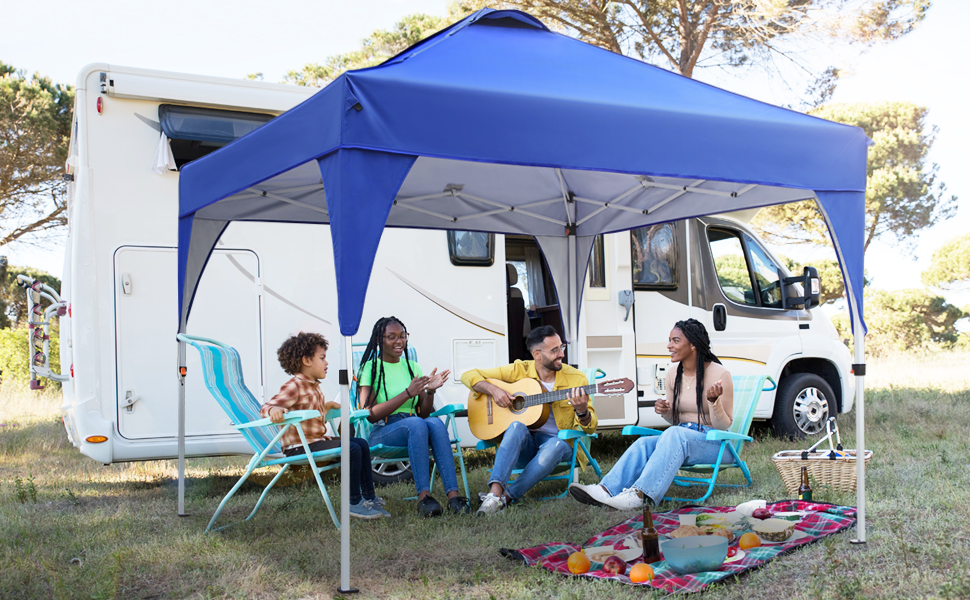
[176,9,870,590]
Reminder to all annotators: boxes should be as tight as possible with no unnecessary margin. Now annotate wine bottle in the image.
[798,465,813,501]
[642,504,661,564]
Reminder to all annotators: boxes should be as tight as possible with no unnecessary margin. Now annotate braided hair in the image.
[670,318,722,426]
[357,316,417,414]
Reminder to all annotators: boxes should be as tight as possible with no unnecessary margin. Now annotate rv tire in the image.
[372,460,414,486]
[771,373,834,439]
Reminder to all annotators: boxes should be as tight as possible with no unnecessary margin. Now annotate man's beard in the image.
[541,356,563,372]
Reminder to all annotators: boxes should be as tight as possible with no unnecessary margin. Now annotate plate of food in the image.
[584,533,644,563]
[750,519,809,544]
[724,548,746,564]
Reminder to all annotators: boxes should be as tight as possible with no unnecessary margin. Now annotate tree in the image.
[922,233,970,291]
[832,288,966,355]
[0,63,74,246]
[466,0,929,82]
[285,14,452,86]
[753,102,956,253]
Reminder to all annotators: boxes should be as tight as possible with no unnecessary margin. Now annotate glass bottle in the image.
[798,465,813,501]
[642,503,661,563]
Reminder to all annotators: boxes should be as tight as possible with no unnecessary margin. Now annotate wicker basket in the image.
[772,449,873,495]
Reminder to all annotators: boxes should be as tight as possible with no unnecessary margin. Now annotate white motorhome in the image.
[50,65,852,480]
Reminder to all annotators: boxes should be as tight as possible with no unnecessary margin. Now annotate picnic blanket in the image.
[501,501,856,594]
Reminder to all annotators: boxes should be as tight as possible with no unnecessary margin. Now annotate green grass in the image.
[1,353,969,599]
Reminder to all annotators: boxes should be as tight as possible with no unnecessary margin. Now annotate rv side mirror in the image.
[780,266,821,310]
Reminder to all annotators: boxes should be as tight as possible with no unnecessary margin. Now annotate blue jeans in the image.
[599,424,735,505]
[369,414,459,496]
[489,421,572,501]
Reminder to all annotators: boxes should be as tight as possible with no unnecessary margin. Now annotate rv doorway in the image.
[505,236,561,361]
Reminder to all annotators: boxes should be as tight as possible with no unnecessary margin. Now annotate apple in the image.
[603,555,627,575]
[752,507,772,520]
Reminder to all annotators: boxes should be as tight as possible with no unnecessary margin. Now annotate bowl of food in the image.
[751,518,797,542]
[660,535,728,575]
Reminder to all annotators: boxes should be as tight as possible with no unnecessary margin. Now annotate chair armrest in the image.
[430,403,464,418]
[705,430,753,442]
[344,409,371,423]
[476,440,496,451]
[763,377,777,391]
[622,425,663,437]
[558,430,598,441]
[236,409,321,429]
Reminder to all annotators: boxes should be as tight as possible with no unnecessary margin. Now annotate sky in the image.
[2,0,966,310]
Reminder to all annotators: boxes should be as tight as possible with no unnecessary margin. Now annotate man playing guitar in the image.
[461,326,597,514]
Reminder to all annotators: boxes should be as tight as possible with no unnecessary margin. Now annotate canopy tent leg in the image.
[178,339,188,516]
[851,316,866,544]
[338,335,357,593]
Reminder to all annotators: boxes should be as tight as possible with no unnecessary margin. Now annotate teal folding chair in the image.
[475,368,605,501]
[622,375,776,503]
[350,344,470,499]
[179,334,368,532]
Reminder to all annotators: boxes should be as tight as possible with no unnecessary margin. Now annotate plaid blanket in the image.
[501,501,856,594]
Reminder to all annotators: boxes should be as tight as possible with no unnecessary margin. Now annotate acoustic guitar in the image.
[468,377,634,441]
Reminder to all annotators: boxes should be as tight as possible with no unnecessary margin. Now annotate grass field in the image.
[2,352,969,599]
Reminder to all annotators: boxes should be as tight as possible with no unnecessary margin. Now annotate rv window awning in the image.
[159,105,273,145]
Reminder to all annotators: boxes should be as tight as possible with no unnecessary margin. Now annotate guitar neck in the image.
[521,383,597,409]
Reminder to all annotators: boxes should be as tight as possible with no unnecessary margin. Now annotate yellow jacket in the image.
[461,360,597,467]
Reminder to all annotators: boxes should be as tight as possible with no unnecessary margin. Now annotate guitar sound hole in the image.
[510,395,527,414]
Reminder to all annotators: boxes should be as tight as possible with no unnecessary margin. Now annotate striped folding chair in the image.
[179,334,367,532]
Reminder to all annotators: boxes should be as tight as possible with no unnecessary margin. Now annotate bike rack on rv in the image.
[17,274,70,389]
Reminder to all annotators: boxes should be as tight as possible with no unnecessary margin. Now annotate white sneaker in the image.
[568,483,612,507]
[602,487,644,510]
[477,492,507,515]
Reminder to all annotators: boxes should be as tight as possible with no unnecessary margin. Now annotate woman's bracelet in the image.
[576,410,589,419]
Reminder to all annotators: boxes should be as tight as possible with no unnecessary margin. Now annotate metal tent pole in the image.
[338,335,357,593]
[178,339,188,516]
[851,314,866,544]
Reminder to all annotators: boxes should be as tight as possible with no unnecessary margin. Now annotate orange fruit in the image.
[630,562,655,583]
[567,551,591,574]
[738,532,761,550]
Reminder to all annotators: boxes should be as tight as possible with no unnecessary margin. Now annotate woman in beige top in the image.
[569,318,734,509]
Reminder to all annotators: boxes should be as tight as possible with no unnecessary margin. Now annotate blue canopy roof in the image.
[178,8,869,338]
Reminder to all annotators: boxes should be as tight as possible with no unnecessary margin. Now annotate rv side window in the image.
[588,235,606,287]
[631,224,677,290]
[744,234,784,308]
[159,105,274,168]
[447,231,494,266]
[708,228,757,306]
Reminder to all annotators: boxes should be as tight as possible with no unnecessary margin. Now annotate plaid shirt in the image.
[260,373,332,449]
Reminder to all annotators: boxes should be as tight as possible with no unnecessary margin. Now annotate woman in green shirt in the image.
[358,316,470,517]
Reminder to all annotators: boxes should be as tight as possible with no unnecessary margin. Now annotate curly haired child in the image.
[261,331,389,519]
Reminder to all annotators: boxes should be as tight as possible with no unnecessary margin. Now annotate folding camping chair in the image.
[179,334,367,532]
[622,375,776,503]
[475,368,605,501]
[349,344,470,499]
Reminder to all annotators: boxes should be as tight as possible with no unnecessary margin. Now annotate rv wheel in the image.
[771,373,834,439]
[372,460,414,486]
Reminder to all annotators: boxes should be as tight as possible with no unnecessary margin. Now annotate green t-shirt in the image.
[357,358,424,416]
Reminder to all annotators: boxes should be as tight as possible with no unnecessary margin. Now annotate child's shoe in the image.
[349,498,383,520]
[362,497,391,517]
